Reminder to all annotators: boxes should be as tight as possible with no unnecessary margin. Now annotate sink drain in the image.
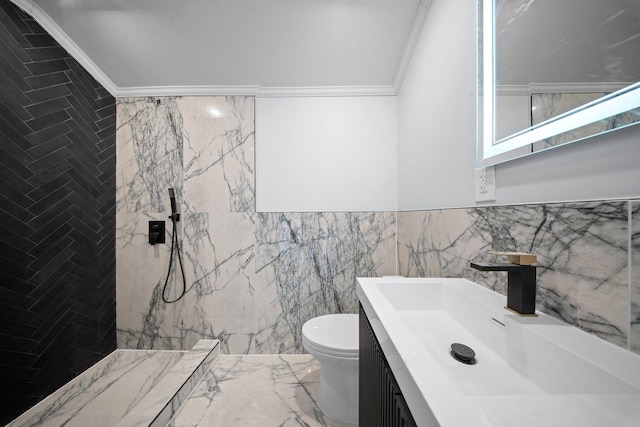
[450,343,476,365]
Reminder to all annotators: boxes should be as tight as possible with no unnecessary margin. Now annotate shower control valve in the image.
[149,220,166,245]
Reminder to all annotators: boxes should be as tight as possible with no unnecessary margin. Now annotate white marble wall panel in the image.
[116,96,396,354]
[398,201,634,351]
[631,201,640,353]
[180,97,255,213]
[252,211,397,351]
[117,210,396,353]
[116,98,185,213]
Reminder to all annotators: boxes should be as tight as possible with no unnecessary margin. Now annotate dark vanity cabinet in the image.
[359,305,417,427]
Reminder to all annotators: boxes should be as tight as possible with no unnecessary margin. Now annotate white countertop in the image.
[357,277,640,427]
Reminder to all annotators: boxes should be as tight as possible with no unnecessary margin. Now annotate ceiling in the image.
[13,0,429,97]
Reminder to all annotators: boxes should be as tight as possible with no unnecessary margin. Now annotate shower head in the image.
[168,188,177,214]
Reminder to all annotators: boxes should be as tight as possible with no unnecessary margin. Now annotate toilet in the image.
[302,313,359,423]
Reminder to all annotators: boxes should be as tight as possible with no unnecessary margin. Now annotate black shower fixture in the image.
[168,187,180,222]
[148,220,166,245]
[162,188,187,303]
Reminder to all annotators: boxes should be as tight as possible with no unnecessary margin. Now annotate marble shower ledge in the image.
[8,340,219,427]
[116,340,219,427]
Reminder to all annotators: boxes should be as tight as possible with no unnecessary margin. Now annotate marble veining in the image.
[116,97,185,214]
[180,96,255,214]
[117,211,396,354]
[252,212,396,352]
[116,340,219,427]
[116,96,396,354]
[168,355,354,427]
[8,350,185,427]
[398,201,633,350]
[531,92,640,150]
[115,95,638,360]
[630,201,640,353]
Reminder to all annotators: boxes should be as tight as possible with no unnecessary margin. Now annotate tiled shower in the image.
[2,1,640,424]
[115,97,397,354]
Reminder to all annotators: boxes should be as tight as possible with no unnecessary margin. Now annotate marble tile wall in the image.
[631,201,640,353]
[398,201,640,355]
[115,96,637,357]
[115,96,396,354]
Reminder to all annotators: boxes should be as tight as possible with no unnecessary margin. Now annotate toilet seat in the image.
[302,314,358,358]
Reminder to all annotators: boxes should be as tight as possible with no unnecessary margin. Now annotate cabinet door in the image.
[359,305,417,427]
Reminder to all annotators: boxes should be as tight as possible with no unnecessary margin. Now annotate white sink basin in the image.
[357,278,640,426]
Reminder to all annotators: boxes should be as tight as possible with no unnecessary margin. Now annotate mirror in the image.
[478,0,640,167]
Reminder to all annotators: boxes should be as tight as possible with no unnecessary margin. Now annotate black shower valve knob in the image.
[148,220,166,245]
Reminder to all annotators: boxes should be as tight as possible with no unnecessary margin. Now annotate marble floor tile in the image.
[169,355,355,427]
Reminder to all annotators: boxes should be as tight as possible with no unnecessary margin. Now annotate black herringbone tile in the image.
[24,82,71,104]
[0,106,33,141]
[0,2,116,423]
[24,58,69,76]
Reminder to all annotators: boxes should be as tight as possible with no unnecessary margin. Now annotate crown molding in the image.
[115,85,261,98]
[257,85,397,97]
[112,85,396,98]
[10,0,119,96]
[11,0,421,99]
[393,0,433,90]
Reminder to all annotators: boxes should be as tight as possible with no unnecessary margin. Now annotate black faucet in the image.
[470,261,537,316]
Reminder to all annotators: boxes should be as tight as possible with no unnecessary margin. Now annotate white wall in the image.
[397,0,477,210]
[398,0,640,210]
[256,96,398,212]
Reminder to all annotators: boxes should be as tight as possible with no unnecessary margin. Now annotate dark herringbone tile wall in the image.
[0,2,117,423]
